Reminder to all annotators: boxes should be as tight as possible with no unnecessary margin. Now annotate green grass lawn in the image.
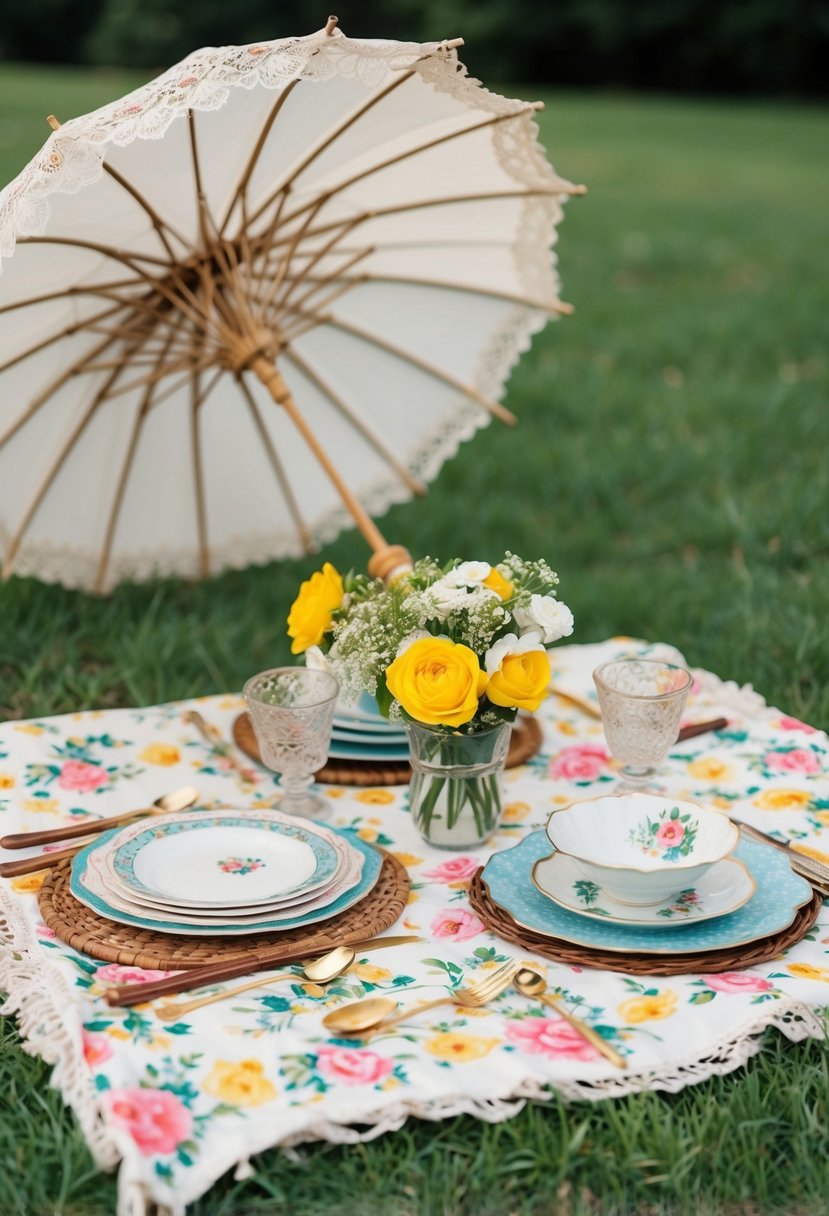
[1,63,828,1216]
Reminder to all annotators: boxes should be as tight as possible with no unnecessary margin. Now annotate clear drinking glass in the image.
[592,658,692,789]
[243,667,340,817]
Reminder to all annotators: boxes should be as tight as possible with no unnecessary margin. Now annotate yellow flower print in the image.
[301,982,326,998]
[406,890,419,904]
[356,827,378,843]
[557,721,577,736]
[392,852,423,868]
[10,872,46,893]
[0,774,15,789]
[355,789,395,805]
[21,798,60,815]
[380,1076,402,1091]
[202,1059,277,1107]
[350,963,392,984]
[687,757,734,782]
[786,963,829,983]
[503,802,531,823]
[791,844,829,865]
[148,1034,171,1050]
[753,789,812,812]
[325,788,346,798]
[812,811,829,827]
[617,990,679,1023]
[107,1027,131,1041]
[139,743,181,767]
[15,724,44,736]
[218,696,245,710]
[424,1032,500,1062]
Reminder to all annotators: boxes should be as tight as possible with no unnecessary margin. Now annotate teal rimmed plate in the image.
[482,831,812,955]
[110,814,341,907]
[70,828,381,936]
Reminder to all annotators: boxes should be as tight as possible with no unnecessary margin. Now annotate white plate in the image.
[103,810,344,908]
[532,850,755,928]
[86,833,365,926]
[333,715,403,736]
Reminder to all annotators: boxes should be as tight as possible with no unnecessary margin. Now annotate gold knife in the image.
[735,822,829,888]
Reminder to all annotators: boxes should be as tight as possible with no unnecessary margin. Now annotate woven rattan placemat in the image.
[233,712,543,786]
[38,851,410,969]
[468,869,823,976]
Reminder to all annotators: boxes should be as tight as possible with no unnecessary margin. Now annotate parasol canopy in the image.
[0,18,583,591]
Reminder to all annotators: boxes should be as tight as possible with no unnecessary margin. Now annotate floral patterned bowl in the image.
[544,793,739,906]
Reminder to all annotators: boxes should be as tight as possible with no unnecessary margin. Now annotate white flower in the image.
[304,645,332,672]
[449,560,491,586]
[514,595,574,644]
[428,577,492,618]
[485,631,545,675]
[395,629,431,657]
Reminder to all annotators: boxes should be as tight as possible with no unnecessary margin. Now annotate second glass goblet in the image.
[592,658,692,789]
[243,667,340,818]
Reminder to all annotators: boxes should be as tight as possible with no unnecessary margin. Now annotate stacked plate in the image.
[481,802,814,958]
[70,809,382,936]
[330,693,409,762]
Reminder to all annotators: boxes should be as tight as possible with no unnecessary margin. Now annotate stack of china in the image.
[330,693,409,762]
[481,792,813,959]
[70,808,381,936]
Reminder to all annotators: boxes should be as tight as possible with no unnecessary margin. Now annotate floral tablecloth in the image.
[1,639,828,1216]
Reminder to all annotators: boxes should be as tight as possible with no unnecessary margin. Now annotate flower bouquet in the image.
[286,555,573,848]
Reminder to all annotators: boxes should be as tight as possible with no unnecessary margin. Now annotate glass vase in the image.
[405,720,512,849]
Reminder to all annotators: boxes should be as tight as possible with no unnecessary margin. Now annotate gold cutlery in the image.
[321,959,519,1037]
[105,935,422,1008]
[732,822,829,894]
[154,944,393,1021]
[183,710,253,780]
[0,787,200,878]
[512,968,626,1069]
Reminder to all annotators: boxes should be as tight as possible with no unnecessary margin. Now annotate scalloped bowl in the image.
[545,793,739,906]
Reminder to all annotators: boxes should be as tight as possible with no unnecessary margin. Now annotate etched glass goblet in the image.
[243,667,340,817]
[592,658,692,789]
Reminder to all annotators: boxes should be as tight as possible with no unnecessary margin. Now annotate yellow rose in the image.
[11,872,47,893]
[753,789,812,812]
[139,743,181,767]
[287,562,343,654]
[355,789,395,805]
[386,638,486,727]
[687,757,734,782]
[202,1059,277,1107]
[486,644,551,712]
[483,568,514,600]
[424,1032,500,1062]
[617,990,679,1023]
[786,963,829,982]
[0,774,15,789]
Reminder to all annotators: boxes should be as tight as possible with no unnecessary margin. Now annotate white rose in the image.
[485,631,545,675]
[395,629,431,657]
[304,645,332,672]
[513,595,574,644]
[428,576,492,617]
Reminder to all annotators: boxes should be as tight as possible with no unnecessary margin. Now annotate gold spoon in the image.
[0,786,200,877]
[154,944,361,1022]
[322,959,519,1037]
[513,968,627,1069]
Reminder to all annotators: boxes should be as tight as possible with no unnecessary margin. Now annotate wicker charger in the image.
[233,711,543,786]
[38,851,410,969]
[468,869,823,977]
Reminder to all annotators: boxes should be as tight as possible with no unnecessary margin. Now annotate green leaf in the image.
[94,1074,111,1091]
[165,1023,192,1035]
[689,991,716,1004]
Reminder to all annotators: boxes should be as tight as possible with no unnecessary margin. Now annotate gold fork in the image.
[322,959,519,1038]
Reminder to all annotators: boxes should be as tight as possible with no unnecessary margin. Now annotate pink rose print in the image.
[430,907,485,941]
[779,716,816,734]
[105,1087,192,1156]
[548,744,609,782]
[82,1030,113,1067]
[95,964,175,984]
[656,819,685,849]
[763,748,821,774]
[699,972,774,995]
[316,1045,393,1086]
[58,760,109,793]
[423,856,479,883]
[36,922,57,938]
[505,1016,603,1062]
